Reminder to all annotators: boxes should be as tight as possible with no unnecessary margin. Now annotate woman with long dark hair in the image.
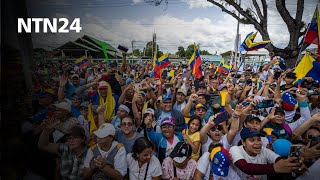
[127,137,162,180]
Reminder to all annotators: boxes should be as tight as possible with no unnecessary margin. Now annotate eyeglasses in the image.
[161,125,174,129]
[120,122,133,127]
[210,125,223,131]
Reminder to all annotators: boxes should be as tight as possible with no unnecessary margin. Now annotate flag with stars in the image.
[281,92,298,111]
[210,146,231,177]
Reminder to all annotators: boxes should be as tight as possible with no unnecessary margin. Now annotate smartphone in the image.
[246,79,252,85]
[289,144,302,159]
[117,45,128,52]
[254,99,275,109]
[310,136,320,148]
[214,111,231,125]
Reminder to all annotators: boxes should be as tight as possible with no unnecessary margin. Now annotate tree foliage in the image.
[145,41,160,57]
[145,0,310,67]
[175,46,185,57]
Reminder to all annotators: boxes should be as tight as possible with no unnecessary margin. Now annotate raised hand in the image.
[59,75,68,87]
[273,157,301,173]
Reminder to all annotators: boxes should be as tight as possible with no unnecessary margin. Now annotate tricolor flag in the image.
[75,56,90,70]
[152,53,170,78]
[304,7,320,62]
[188,42,197,70]
[294,53,320,84]
[240,32,271,53]
[188,43,203,79]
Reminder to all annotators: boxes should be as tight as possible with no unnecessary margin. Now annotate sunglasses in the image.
[210,125,223,131]
[120,122,133,127]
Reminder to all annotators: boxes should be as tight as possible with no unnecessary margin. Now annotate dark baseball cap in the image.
[244,115,261,122]
[240,128,265,140]
[274,107,285,115]
[169,142,192,163]
[67,126,86,139]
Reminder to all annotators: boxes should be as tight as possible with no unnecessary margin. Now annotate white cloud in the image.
[184,0,213,9]
[132,0,143,4]
[31,0,317,55]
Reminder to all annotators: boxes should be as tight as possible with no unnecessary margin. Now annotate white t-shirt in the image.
[229,145,279,180]
[232,132,269,147]
[83,141,127,176]
[202,134,230,154]
[196,152,240,180]
[166,136,181,157]
[126,153,162,180]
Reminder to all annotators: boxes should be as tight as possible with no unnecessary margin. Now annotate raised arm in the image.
[38,119,59,154]
[293,113,320,137]
[226,104,242,145]
[58,75,68,102]
[181,94,197,117]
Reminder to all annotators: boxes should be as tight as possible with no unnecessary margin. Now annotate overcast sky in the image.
[27,0,318,54]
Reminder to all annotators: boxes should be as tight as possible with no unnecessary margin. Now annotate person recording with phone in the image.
[262,85,312,140]
[229,128,307,180]
[199,104,243,154]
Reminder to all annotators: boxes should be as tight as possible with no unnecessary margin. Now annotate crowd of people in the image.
[19,52,320,180]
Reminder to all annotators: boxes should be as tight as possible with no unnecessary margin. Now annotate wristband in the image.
[298,101,308,108]
[232,113,240,119]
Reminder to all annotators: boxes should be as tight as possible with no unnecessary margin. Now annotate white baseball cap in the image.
[93,123,116,138]
[53,102,71,112]
[144,108,155,115]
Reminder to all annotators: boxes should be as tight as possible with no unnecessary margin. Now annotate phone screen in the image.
[289,144,302,158]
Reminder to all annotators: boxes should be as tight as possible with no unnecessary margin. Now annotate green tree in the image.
[200,50,212,55]
[145,0,310,67]
[132,49,141,56]
[145,41,160,57]
[185,44,195,59]
[158,51,164,57]
[175,46,185,57]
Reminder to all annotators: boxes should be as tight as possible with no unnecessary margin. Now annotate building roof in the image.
[55,35,122,58]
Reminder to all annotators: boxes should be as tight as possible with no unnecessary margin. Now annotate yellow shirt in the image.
[186,130,201,160]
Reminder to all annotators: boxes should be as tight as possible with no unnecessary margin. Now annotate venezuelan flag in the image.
[240,32,271,53]
[304,7,319,45]
[188,43,197,70]
[193,46,203,79]
[75,56,90,70]
[151,53,170,78]
[221,58,232,70]
[156,53,170,68]
[216,66,230,74]
[294,53,320,83]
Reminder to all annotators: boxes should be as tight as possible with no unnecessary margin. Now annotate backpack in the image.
[91,143,123,180]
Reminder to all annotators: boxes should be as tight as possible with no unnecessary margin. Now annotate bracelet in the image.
[232,113,240,119]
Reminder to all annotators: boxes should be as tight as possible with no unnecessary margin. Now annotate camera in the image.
[254,99,275,109]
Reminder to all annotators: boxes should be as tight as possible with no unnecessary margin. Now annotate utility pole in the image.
[234,0,241,69]
[131,40,135,57]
